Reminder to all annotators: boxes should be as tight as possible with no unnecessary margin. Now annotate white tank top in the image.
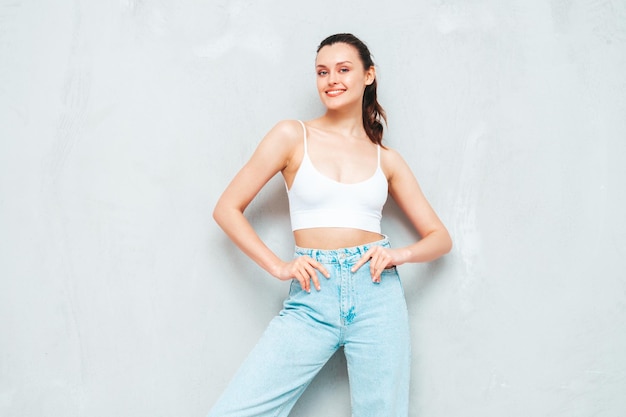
[286,120,388,233]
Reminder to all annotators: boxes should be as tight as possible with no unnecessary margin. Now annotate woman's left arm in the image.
[386,147,452,264]
[352,148,452,281]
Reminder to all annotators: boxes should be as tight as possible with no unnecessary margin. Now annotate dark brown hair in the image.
[317,33,387,146]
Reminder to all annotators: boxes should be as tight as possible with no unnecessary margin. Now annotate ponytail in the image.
[362,78,387,147]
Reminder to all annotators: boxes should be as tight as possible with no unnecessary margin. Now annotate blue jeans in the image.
[208,237,411,417]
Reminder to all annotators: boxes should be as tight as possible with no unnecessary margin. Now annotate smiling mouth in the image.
[326,89,346,97]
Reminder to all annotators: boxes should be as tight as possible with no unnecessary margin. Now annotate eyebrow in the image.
[316,61,353,68]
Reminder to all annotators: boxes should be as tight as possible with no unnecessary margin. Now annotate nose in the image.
[328,70,338,85]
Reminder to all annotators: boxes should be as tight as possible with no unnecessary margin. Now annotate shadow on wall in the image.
[383,197,450,299]
[214,176,292,289]
[290,347,352,417]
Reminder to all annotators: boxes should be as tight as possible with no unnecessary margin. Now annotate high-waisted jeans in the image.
[207,237,411,417]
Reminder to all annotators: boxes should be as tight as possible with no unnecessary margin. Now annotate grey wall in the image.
[1,1,625,416]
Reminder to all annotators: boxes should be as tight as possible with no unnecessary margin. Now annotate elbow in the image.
[212,201,227,229]
[442,233,453,255]
[419,228,453,261]
[436,228,453,257]
[441,226,453,254]
[212,199,245,232]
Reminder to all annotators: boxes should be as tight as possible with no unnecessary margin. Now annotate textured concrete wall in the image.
[1,1,625,416]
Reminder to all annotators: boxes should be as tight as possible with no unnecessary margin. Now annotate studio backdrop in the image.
[1,1,625,416]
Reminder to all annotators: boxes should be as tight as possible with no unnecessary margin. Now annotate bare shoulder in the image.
[263,119,305,147]
[380,145,412,180]
[255,119,304,154]
[250,119,305,172]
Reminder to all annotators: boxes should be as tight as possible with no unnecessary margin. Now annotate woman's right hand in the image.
[274,257,330,293]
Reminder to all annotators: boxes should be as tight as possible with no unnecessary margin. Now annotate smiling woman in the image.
[208,33,452,417]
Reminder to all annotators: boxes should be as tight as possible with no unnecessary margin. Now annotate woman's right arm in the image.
[212,120,329,291]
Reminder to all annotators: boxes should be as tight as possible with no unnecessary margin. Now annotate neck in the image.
[321,108,365,137]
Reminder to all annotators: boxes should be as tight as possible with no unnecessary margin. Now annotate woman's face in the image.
[315,42,375,111]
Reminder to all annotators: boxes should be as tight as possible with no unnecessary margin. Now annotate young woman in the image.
[209,33,452,417]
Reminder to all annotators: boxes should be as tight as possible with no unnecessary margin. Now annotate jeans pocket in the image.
[288,279,303,295]
[380,266,405,295]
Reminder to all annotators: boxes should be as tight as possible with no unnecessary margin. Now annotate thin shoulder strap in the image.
[297,120,308,155]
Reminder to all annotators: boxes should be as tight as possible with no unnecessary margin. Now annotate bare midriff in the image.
[293,228,384,250]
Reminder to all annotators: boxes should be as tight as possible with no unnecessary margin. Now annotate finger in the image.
[371,261,381,283]
[308,267,321,291]
[369,255,377,275]
[296,271,310,293]
[351,250,373,273]
[304,268,312,292]
[304,257,329,279]
[372,247,392,274]
[371,255,387,283]
[302,263,320,291]
[315,261,331,279]
[293,258,312,292]
[295,276,306,292]
[369,253,381,277]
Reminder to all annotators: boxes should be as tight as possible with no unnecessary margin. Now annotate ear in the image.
[365,66,376,86]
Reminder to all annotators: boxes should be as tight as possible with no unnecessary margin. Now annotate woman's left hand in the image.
[351,246,403,283]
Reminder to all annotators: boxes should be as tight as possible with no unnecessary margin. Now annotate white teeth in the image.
[327,90,345,95]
